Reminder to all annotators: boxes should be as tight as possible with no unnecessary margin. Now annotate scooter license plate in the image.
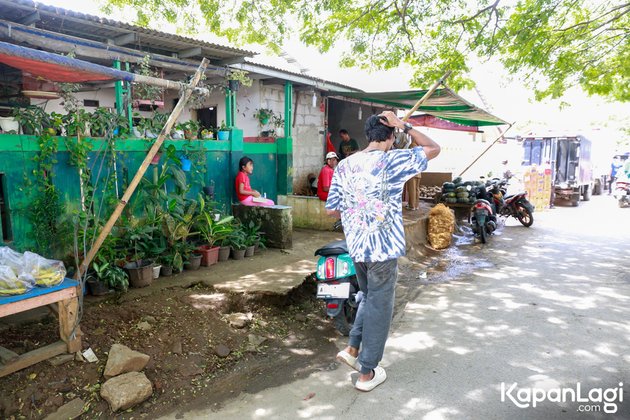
[317,282,350,299]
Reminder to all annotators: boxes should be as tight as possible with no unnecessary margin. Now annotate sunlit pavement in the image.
[161,195,630,420]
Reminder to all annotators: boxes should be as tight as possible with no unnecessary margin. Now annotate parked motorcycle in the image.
[489,178,535,227]
[313,222,361,335]
[613,179,630,208]
[469,182,497,244]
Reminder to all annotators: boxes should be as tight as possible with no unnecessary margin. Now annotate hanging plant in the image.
[132,55,164,103]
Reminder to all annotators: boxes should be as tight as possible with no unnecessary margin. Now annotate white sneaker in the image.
[336,350,361,371]
[355,366,387,392]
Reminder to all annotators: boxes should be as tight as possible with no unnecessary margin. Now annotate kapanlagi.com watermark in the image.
[501,382,624,414]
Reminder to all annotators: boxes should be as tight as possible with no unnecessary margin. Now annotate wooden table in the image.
[0,278,82,377]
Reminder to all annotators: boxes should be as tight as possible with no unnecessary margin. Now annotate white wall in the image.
[292,91,325,189]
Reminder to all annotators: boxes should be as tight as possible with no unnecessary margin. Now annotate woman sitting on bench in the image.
[235,156,275,207]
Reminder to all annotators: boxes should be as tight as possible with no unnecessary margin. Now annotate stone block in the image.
[232,204,292,249]
[103,343,150,378]
[100,372,153,412]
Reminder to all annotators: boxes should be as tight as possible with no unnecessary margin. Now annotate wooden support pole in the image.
[75,58,209,278]
[402,70,452,122]
[458,123,514,177]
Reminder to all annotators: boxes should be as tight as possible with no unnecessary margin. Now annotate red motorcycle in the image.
[613,179,630,208]
[489,178,534,227]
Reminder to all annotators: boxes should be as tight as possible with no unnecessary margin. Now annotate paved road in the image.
[162,195,630,420]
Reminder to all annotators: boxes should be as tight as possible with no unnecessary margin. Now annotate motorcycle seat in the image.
[315,240,349,257]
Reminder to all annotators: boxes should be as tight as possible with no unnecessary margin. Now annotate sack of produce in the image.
[0,265,34,296]
[0,247,24,274]
[22,252,66,287]
[427,203,455,250]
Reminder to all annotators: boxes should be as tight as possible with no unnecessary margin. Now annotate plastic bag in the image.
[0,265,34,296]
[0,246,24,274]
[22,252,66,287]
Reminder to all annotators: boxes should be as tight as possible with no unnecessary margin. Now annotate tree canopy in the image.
[103,0,629,102]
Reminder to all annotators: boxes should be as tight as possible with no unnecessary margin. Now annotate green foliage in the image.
[104,0,629,102]
[254,108,273,124]
[242,221,262,247]
[132,55,164,102]
[226,69,253,87]
[12,106,50,136]
[225,224,247,250]
[93,261,129,291]
[28,133,69,257]
[196,196,234,247]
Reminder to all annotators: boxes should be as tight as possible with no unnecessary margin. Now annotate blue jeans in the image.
[348,259,398,374]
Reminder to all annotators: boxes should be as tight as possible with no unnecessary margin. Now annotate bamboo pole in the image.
[402,70,452,122]
[75,58,209,278]
[458,123,514,177]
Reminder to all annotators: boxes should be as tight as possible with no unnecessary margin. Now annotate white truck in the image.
[522,134,593,206]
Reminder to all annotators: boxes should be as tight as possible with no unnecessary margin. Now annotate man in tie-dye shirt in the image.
[326,111,441,391]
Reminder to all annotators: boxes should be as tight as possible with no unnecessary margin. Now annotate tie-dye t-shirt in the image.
[325,148,428,262]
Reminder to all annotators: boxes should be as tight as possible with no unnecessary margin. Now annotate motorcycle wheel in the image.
[479,223,487,244]
[334,300,356,336]
[516,204,534,227]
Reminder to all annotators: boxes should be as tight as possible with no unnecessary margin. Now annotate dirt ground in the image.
[0,275,342,419]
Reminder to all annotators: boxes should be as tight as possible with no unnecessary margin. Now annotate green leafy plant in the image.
[200,128,214,139]
[90,107,118,138]
[132,55,164,102]
[242,221,263,247]
[63,109,91,137]
[254,108,274,124]
[226,69,253,88]
[160,200,198,271]
[218,120,229,131]
[177,120,201,139]
[226,223,247,250]
[93,261,129,291]
[12,106,50,136]
[196,196,234,247]
[122,216,157,262]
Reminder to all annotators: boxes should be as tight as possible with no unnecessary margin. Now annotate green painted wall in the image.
[0,134,289,253]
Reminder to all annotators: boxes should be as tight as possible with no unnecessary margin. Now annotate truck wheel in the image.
[582,185,592,201]
[571,193,580,207]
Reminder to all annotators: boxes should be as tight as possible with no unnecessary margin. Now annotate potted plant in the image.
[12,106,50,136]
[160,200,198,273]
[226,225,247,260]
[272,113,285,138]
[122,216,155,288]
[85,268,109,296]
[197,198,234,266]
[217,120,230,141]
[176,120,200,140]
[242,221,262,257]
[201,128,214,139]
[254,108,274,125]
[93,262,129,293]
[226,69,253,92]
[183,243,202,270]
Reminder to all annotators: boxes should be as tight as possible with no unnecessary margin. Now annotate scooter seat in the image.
[315,240,349,257]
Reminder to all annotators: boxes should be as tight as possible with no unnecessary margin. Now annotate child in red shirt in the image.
[235,156,274,206]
